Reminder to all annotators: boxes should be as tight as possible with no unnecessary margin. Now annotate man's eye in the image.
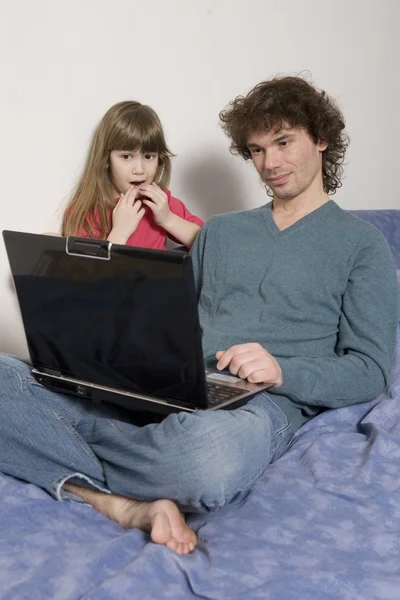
[279,141,288,147]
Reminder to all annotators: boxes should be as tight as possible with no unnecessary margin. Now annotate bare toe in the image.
[149,499,197,552]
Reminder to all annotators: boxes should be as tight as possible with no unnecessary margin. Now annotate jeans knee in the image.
[185,452,248,512]
[172,409,273,512]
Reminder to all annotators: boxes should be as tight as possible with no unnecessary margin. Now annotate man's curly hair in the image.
[219,76,349,195]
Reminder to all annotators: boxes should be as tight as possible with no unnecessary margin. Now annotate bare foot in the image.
[63,483,197,555]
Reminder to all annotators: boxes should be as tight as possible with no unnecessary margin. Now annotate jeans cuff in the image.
[53,472,111,504]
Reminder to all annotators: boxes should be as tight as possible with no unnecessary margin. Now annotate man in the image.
[0,76,398,556]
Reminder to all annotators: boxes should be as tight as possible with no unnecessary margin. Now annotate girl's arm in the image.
[160,214,201,249]
[139,184,204,249]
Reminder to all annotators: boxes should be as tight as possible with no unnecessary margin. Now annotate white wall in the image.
[1,0,399,356]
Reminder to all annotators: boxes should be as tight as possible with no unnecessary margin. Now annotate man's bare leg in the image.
[63,483,197,555]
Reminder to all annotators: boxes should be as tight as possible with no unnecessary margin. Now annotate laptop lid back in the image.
[3,231,208,407]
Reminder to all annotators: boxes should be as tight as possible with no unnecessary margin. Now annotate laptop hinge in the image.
[40,367,62,377]
[66,237,112,260]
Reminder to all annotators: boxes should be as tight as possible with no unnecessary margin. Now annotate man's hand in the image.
[216,342,283,388]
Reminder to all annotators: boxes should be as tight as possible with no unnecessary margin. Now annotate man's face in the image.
[109,149,159,194]
[247,126,328,201]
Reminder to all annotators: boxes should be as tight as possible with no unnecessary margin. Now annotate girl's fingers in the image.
[142,199,156,213]
[121,188,131,204]
[139,187,157,201]
[139,186,164,205]
[123,185,137,204]
[113,193,124,213]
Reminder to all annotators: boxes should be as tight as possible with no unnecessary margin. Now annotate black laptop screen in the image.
[4,232,206,404]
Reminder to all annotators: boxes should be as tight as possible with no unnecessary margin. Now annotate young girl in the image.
[61,101,203,249]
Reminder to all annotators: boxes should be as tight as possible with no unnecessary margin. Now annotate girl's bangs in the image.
[108,111,165,153]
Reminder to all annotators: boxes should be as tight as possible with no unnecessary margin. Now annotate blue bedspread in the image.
[0,331,399,600]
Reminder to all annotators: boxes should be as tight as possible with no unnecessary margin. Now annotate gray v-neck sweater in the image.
[191,201,399,430]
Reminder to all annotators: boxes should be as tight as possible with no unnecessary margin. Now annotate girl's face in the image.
[109,149,159,194]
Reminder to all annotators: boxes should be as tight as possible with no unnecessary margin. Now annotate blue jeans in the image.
[0,354,293,513]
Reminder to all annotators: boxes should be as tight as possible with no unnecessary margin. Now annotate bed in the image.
[0,210,399,600]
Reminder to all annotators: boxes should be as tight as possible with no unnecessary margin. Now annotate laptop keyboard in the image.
[206,382,244,407]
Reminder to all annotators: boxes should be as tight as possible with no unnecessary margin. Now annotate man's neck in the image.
[271,188,330,231]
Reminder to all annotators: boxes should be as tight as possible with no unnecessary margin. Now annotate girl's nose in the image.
[132,157,145,174]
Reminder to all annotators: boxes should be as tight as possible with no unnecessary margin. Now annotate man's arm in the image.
[277,229,398,408]
[190,220,215,299]
[218,229,399,409]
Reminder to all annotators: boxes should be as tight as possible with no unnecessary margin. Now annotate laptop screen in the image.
[3,232,207,405]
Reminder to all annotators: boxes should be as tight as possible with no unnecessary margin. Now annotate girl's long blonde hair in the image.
[62,101,174,239]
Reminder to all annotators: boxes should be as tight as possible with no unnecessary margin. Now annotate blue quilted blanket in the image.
[0,329,399,600]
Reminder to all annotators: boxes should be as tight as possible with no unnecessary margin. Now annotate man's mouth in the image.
[265,173,291,186]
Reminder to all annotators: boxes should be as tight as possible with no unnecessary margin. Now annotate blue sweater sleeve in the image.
[190,219,219,300]
[276,228,399,408]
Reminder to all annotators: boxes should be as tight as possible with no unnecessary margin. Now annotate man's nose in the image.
[263,148,281,172]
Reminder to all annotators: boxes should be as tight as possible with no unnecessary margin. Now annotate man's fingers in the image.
[237,359,272,381]
[216,343,262,371]
[216,350,232,371]
[216,343,281,387]
[227,352,263,376]
[246,369,272,384]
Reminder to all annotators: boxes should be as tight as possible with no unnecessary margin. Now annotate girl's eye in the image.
[121,153,131,160]
[144,153,157,160]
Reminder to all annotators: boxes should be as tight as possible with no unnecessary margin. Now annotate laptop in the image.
[3,231,271,416]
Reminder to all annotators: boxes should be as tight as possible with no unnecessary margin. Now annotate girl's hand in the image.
[139,183,171,227]
[108,185,145,244]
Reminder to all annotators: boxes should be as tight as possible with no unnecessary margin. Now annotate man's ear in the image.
[317,139,328,152]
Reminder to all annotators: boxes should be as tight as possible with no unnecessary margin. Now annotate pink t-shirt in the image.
[76,189,204,250]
